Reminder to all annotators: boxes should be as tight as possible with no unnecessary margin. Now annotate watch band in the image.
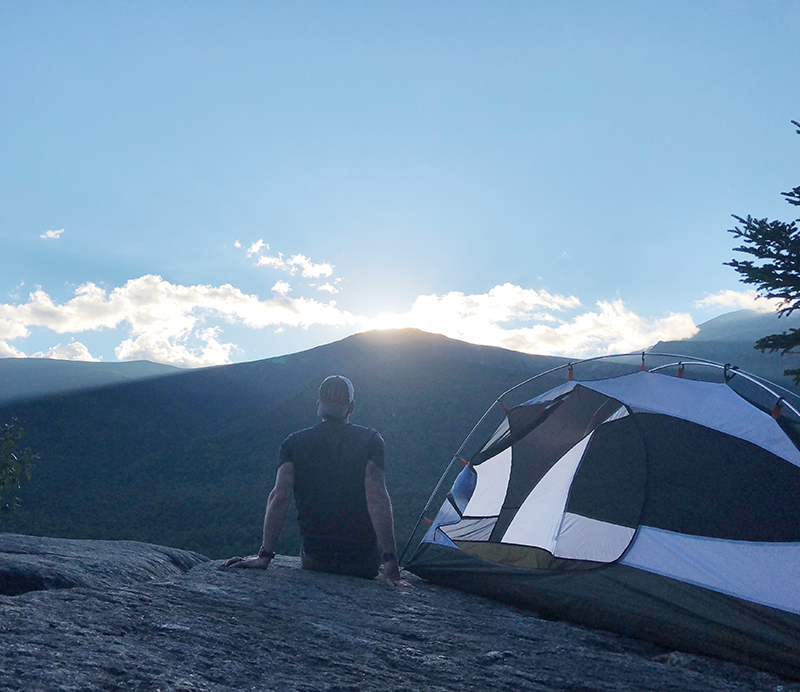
[258,546,276,560]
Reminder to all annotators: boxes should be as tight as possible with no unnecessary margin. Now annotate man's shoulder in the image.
[347,423,384,440]
[283,421,383,446]
[281,424,322,446]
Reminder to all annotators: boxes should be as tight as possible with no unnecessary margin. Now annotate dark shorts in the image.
[300,541,380,580]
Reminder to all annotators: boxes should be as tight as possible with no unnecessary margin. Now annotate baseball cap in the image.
[317,375,355,418]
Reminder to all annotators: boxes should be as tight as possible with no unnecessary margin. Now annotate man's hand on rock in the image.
[379,557,412,588]
[220,555,272,570]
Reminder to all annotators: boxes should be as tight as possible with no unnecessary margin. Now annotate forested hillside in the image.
[0,330,567,558]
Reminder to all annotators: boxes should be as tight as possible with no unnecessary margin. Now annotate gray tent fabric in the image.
[406,371,800,678]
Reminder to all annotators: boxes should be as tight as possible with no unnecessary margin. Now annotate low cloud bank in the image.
[0,275,716,366]
[695,289,781,312]
[366,285,697,358]
[0,275,359,367]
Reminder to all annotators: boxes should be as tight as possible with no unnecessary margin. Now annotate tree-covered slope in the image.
[0,329,566,558]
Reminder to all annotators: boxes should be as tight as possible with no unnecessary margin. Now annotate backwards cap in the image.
[317,375,355,419]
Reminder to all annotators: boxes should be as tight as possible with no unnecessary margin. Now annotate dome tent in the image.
[403,355,800,679]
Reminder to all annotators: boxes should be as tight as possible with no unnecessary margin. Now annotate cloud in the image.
[0,274,359,367]
[33,340,100,362]
[246,239,267,256]
[234,240,242,248]
[0,277,703,366]
[367,284,581,333]
[7,281,25,301]
[0,317,30,340]
[365,284,698,358]
[494,301,698,357]
[286,254,334,279]
[0,340,26,358]
[241,239,335,279]
[694,289,780,312]
[114,326,239,368]
[256,252,334,278]
[41,229,64,240]
[315,282,339,294]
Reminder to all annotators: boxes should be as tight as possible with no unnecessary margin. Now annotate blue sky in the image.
[1,1,799,366]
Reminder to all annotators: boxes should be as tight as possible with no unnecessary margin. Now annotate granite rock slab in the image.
[1,534,796,692]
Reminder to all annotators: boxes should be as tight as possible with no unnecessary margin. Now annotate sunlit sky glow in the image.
[1,2,798,367]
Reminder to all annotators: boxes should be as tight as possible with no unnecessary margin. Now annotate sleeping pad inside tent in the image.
[405,370,800,679]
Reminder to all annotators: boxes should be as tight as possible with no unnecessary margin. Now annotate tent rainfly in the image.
[405,367,800,679]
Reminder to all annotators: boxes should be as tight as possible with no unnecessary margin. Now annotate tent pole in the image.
[398,453,460,565]
[398,393,508,565]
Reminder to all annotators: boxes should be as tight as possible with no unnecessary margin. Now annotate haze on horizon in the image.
[1,2,798,367]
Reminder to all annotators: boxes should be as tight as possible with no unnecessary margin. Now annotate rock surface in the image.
[1,534,796,692]
[0,533,207,596]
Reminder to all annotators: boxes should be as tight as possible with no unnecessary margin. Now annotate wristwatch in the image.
[382,552,397,563]
[258,546,276,560]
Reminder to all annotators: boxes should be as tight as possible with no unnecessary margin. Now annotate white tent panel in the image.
[583,372,800,467]
[429,529,458,549]
[621,525,800,615]
[442,517,497,542]
[602,405,629,424]
[502,433,593,550]
[464,446,512,517]
[553,512,636,562]
[422,493,462,545]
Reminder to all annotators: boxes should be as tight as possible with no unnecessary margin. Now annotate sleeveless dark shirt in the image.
[278,418,385,560]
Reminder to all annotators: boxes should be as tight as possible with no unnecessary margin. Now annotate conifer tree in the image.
[726,120,800,383]
[0,420,37,514]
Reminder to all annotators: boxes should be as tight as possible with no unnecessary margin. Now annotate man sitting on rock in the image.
[222,375,406,586]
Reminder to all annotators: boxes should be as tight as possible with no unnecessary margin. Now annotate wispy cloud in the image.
[242,239,335,279]
[7,281,25,301]
[256,252,334,278]
[40,229,64,240]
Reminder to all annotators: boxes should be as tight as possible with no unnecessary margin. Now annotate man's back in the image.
[280,417,385,559]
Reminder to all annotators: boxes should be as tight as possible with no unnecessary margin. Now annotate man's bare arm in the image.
[222,462,294,569]
[364,460,404,584]
[260,462,294,554]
